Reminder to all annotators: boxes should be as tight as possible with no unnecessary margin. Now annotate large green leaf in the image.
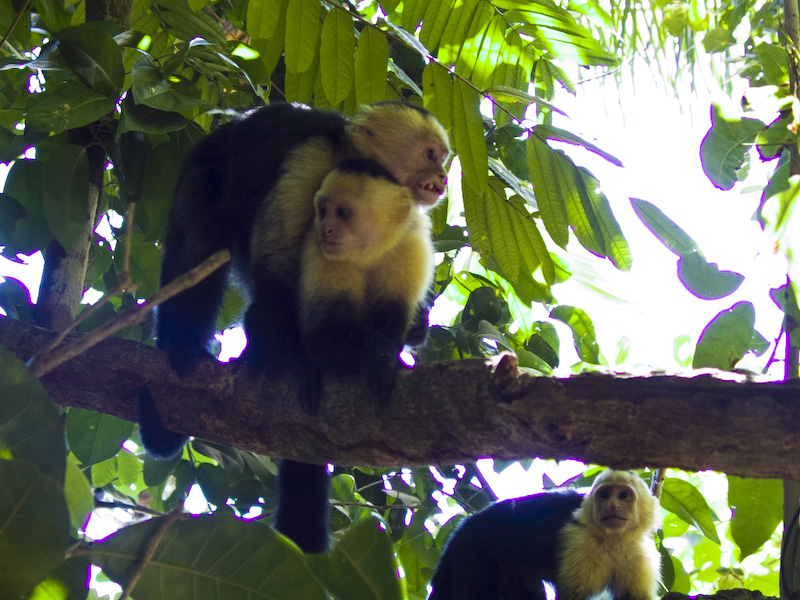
[0,460,71,598]
[320,8,355,105]
[549,305,600,364]
[660,477,720,543]
[0,346,65,483]
[456,13,507,90]
[630,197,699,256]
[156,0,227,46]
[575,168,631,270]
[527,136,571,248]
[422,62,453,134]
[90,514,329,599]
[56,24,124,95]
[25,82,117,134]
[42,144,90,250]
[499,0,619,66]
[0,159,52,257]
[677,252,744,300]
[65,408,134,466]
[692,301,756,370]
[285,0,321,74]
[354,26,389,105]
[700,104,764,190]
[728,476,782,560]
[247,0,285,39]
[452,79,488,193]
[312,518,403,600]
[131,55,205,112]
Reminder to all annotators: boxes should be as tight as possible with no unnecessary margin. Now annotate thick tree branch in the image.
[1,316,799,480]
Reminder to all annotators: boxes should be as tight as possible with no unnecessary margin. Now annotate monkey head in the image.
[586,470,659,536]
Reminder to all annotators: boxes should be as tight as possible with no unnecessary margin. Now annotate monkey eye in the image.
[598,490,611,500]
[425,147,437,162]
[618,491,630,500]
[336,206,352,219]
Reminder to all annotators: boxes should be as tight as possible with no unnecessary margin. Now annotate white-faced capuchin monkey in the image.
[274,157,433,553]
[296,157,434,405]
[144,102,449,457]
[145,102,448,555]
[428,469,661,600]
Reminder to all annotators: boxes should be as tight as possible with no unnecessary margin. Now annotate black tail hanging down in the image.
[137,388,187,460]
[274,459,331,553]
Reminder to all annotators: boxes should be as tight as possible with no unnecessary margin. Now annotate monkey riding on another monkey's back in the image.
[141,101,450,554]
[428,469,662,600]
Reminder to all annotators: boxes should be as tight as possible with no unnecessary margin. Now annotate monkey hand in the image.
[361,349,399,406]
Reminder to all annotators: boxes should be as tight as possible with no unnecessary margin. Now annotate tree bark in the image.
[2,317,800,479]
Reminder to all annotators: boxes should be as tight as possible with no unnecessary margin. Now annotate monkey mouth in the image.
[417,182,444,205]
[601,515,628,528]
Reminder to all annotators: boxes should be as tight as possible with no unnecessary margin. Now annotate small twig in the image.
[28,249,231,378]
[119,508,188,600]
[94,500,167,518]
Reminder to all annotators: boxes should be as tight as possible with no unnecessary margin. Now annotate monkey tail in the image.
[137,388,187,460]
[275,459,331,553]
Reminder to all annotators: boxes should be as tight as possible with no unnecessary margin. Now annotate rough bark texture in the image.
[2,316,800,479]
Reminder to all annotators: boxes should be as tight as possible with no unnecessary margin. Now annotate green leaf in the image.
[320,8,355,105]
[0,460,71,597]
[692,301,756,370]
[422,62,453,134]
[313,517,403,600]
[156,0,227,46]
[27,556,91,600]
[549,305,600,364]
[66,408,134,465]
[452,79,488,193]
[57,24,124,95]
[0,160,52,257]
[660,478,720,543]
[115,233,162,298]
[728,476,782,560]
[285,0,320,73]
[0,346,65,483]
[42,144,90,250]
[25,82,117,134]
[456,14,507,90]
[461,287,503,332]
[699,104,764,190]
[630,197,699,257]
[534,123,623,166]
[527,136,570,248]
[90,514,329,599]
[131,55,205,112]
[462,180,492,261]
[677,252,744,300]
[354,26,388,105]
[575,169,631,270]
[247,0,284,39]
[755,42,789,87]
[64,454,93,530]
[500,0,619,66]
[119,92,188,134]
[420,0,452,51]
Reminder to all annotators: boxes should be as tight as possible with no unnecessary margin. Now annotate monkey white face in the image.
[592,482,638,531]
[314,196,375,259]
[391,140,449,207]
